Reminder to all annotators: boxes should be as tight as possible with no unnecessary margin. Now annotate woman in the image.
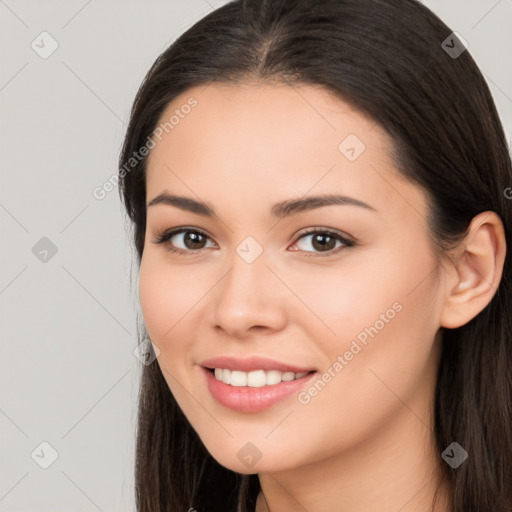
[118,0,512,510]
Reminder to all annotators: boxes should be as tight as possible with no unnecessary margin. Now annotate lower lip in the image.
[201,366,317,413]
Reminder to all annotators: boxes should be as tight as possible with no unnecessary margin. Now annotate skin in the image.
[138,81,506,512]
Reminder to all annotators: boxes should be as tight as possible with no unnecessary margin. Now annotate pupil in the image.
[313,233,335,251]
[185,232,206,249]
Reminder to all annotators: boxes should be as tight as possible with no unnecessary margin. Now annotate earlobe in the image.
[439,211,506,329]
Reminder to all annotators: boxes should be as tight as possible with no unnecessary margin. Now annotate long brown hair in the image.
[118,1,512,510]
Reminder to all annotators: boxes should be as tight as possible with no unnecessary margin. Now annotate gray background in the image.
[1,1,511,510]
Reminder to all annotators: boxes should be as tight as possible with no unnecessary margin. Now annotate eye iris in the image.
[312,233,336,251]
[184,231,206,249]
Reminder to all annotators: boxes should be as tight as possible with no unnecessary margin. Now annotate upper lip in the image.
[200,356,316,374]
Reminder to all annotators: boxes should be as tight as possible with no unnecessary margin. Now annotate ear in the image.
[439,211,507,329]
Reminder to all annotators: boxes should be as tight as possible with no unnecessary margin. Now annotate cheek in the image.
[138,258,169,342]
[138,254,197,351]
[317,239,439,340]
[272,289,440,469]
[296,245,440,410]
[138,255,201,405]
[281,249,420,342]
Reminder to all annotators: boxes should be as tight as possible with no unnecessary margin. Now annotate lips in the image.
[199,355,315,374]
[202,366,317,412]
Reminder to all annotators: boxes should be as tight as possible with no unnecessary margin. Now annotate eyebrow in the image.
[146,192,376,218]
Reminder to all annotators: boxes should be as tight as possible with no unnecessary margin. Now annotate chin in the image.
[203,442,295,475]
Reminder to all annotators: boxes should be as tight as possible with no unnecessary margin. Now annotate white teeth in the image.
[266,370,282,385]
[281,372,295,382]
[212,368,310,387]
[247,370,266,387]
[230,370,247,387]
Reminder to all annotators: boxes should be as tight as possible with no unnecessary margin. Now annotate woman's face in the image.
[139,81,447,473]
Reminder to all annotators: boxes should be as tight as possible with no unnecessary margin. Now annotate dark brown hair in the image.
[118,1,512,510]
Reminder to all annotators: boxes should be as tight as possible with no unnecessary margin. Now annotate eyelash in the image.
[152,226,355,258]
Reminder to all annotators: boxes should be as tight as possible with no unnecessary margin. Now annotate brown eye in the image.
[180,231,207,249]
[291,229,355,257]
[152,228,215,255]
[311,233,337,251]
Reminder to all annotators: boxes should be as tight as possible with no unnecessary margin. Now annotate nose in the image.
[211,251,288,339]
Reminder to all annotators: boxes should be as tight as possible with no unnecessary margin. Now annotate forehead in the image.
[147,81,381,171]
[145,82,426,224]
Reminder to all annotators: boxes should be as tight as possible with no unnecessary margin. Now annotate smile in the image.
[201,366,317,413]
[212,368,310,387]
